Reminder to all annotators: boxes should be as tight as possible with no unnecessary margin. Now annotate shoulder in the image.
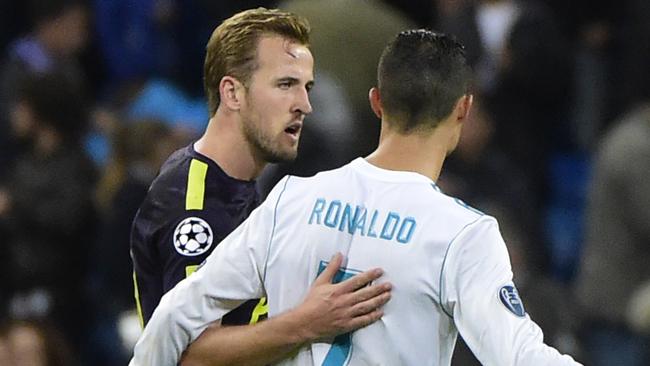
[426,183,488,225]
[155,146,194,183]
[133,146,205,228]
[146,145,218,203]
[269,164,350,196]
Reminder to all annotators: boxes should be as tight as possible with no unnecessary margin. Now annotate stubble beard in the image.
[242,119,298,164]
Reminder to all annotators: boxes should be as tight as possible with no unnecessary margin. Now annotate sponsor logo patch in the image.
[173,217,213,256]
[498,284,525,317]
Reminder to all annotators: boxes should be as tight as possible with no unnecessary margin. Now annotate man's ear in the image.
[456,94,473,122]
[219,76,245,111]
[369,87,383,119]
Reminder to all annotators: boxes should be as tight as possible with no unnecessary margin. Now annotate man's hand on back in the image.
[179,253,391,366]
[289,252,392,342]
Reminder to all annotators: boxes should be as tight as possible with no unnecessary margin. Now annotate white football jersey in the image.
[130,158,581,366]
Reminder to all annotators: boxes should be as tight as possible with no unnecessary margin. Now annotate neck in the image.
[194,110,266,181]
[365,122,452,182]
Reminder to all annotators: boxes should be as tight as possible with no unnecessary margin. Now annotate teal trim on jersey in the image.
[317,261,359,366]
[262,176,291,283]
[323,333,353,366]
[430,183,484,216]
[438,216,484,319]
[453,198,484,216]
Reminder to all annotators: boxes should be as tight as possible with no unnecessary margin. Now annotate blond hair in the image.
[203,8,311,115]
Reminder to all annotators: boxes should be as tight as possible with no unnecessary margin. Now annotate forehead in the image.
[253,35,314,80]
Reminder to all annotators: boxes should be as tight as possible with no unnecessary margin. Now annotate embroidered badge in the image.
[173,217,213,256]
[498,284,526,317]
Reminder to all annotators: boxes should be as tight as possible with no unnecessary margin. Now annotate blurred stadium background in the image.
[0,0,648,365]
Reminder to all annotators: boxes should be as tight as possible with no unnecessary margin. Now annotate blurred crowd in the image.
[0,0,648,365]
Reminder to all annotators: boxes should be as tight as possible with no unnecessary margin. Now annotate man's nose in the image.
[295,88,313,115]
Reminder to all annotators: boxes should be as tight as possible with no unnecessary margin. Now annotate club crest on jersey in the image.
[173,217,213,256]
[498,284,525,317]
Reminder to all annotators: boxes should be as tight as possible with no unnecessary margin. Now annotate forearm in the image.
[180,262,391,366]
[134,252,389,366]
[181,308,312,366]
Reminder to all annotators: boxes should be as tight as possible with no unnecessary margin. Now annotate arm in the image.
[130,178,391,365]
[441,217,582,365]
[130,186,275,366]
[130,240,163,327]
[180,253,391,366]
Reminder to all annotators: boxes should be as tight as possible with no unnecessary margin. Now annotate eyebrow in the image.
[285,49,298,59]
[277,77,315,89]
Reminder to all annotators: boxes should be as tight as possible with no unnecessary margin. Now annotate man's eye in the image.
[279,82,291,89]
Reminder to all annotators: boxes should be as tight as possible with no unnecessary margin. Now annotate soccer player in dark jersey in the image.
[130,7,391,365]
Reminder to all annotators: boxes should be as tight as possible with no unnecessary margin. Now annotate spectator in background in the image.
[437,0,571,274]
[0,327,9,366]
[91,0,277,146]
[437,0,522,94]
[0,72,96,355]
[485,0,572,193]
[0,319,75,366]
[616,0,650,117]
[575,97,650,366]
[93,0,198,123]
[87,120,186,365]
[554,0,619,151]
[170,0,276,96]
[0,0,89,177]
[93,0,178,89]
[93,0,276,97]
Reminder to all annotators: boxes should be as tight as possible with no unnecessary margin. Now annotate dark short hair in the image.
[377,29,471,132]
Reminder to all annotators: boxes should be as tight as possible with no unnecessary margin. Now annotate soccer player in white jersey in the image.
[131,30,582,365]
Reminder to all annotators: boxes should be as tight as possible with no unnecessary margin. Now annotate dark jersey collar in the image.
[187,143,259,204]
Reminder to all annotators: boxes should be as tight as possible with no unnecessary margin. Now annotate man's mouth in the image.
[284,122,302,137]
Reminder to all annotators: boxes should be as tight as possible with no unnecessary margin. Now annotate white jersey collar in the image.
[349,158,436,185]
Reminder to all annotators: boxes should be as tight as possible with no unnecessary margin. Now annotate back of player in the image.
[264,160,478,365]
[262,159,571,365]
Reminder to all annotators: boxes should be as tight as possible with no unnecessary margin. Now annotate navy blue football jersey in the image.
[130,144,267,326]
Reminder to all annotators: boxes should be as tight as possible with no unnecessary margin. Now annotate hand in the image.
[291,253,392,342]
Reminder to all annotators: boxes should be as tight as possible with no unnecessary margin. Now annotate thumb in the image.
[314,252,342,285]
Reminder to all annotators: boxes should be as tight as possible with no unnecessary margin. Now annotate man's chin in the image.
[263,149,298,164]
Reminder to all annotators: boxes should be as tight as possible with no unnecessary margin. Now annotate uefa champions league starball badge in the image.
[173,217,214,256]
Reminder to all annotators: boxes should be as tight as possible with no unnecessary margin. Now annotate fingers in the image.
[313,252,343,285]
[345,308,385,332]
[350,281,392,303]
[349,288,391,317]
[337,267,384,293]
